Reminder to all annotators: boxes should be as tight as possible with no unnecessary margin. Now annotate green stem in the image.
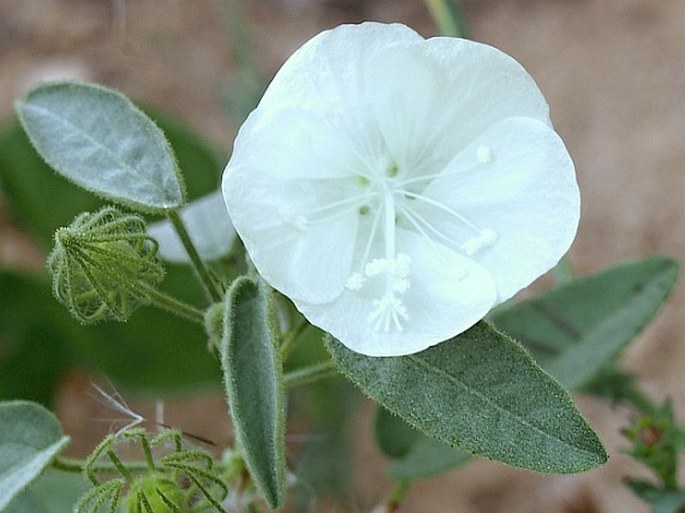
[284,361,337,389]
[424,0,469,38]
[53,456,150,475]
[387,480,412,512]
[167,209,223,302]
[623,385,657,415]
[138,282,206,325]
[279,318,309,358]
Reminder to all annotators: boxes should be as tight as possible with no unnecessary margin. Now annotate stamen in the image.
[345,273,365,291]
[396,203,460,251]
[398,190,482,232]
[306,193,377,217]
[394,161,480,189]
[357,205,383,275]
[460,229,498,256]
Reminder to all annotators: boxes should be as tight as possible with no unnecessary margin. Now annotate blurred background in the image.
[1,0,684,511]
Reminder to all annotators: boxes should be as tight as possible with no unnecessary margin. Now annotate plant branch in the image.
[167,209,223,302]
[284,361,337,389]
[424,0,469,38]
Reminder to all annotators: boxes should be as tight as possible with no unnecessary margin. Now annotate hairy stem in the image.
[284,361,337,389]
[138,282,206,325]
[167,209,223,302]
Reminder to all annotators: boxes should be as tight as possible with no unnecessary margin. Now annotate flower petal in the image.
[224,103,377,304]
[148,191,236,263]
[297,229,497,357]
[363,37,552,178]
[420,117,579,302]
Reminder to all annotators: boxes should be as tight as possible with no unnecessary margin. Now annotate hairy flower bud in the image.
[125,474,188,513]
[48,206,165,324]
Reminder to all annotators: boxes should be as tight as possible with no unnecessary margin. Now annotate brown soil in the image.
[2,1,684,512]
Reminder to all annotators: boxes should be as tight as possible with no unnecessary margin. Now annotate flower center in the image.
[340,149,499,333]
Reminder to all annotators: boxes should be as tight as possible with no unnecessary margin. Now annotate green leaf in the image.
[491,255,679,390]
[0,112,222,251]
[0,269,220,399]
[374,406,418,459]
[221,277,285,508]
[0,272,71,405]
[627,480,685,513]
[5,470,89,513]
[326,322,607,473]
[387,436,471,481]
[374,406,470,480]
[15,81,185,213]
[0,401,70,510]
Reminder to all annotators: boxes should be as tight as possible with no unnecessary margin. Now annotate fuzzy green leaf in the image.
[387,436,471,481]
[627,480,685,513]
[221,277,285,508]
[492,255,679,390]
[5,470,89,513]
[375,407,471,480]
[326,322,607,473]
[374,406,418,459]
[0,401,70,510]
[15,81,185,213]
[0,112,221,251]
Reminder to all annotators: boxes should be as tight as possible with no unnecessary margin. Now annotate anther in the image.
[461,229,498,256]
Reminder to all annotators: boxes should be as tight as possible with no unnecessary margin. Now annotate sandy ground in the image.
[1,0,684,511]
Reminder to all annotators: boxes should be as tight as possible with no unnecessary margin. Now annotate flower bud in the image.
[125,474,188,513]
[48,206,164,324]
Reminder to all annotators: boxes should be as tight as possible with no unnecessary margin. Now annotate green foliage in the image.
[623,401,682,491]
[387,436,471,481]
[0,272,71,405]
[326,322,607,473]
[0,108,225,398]
[4,470,90,513]
[0,112,222,251]
[374,406,471,480]
[124,474,188,513]
[48,207,165,324]
[15,82,186,214]
[627,480,685,513]
[425,0,469,38]
[0,268,220,400]
[221,277,286,509]
[0,401,70,511]
[79,428,227,513]
[374,407,418,459]
[491,255,679,390]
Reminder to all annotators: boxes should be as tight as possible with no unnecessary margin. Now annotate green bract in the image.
[48,206,165,324]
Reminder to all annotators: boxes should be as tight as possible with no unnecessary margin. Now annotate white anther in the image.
[460,229,498,256]
[392,277,410,294]
[345,273,365,291]
[365,258,389,277]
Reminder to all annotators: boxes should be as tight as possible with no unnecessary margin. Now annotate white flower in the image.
[148,191,236,263]
[222,22,579,356]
